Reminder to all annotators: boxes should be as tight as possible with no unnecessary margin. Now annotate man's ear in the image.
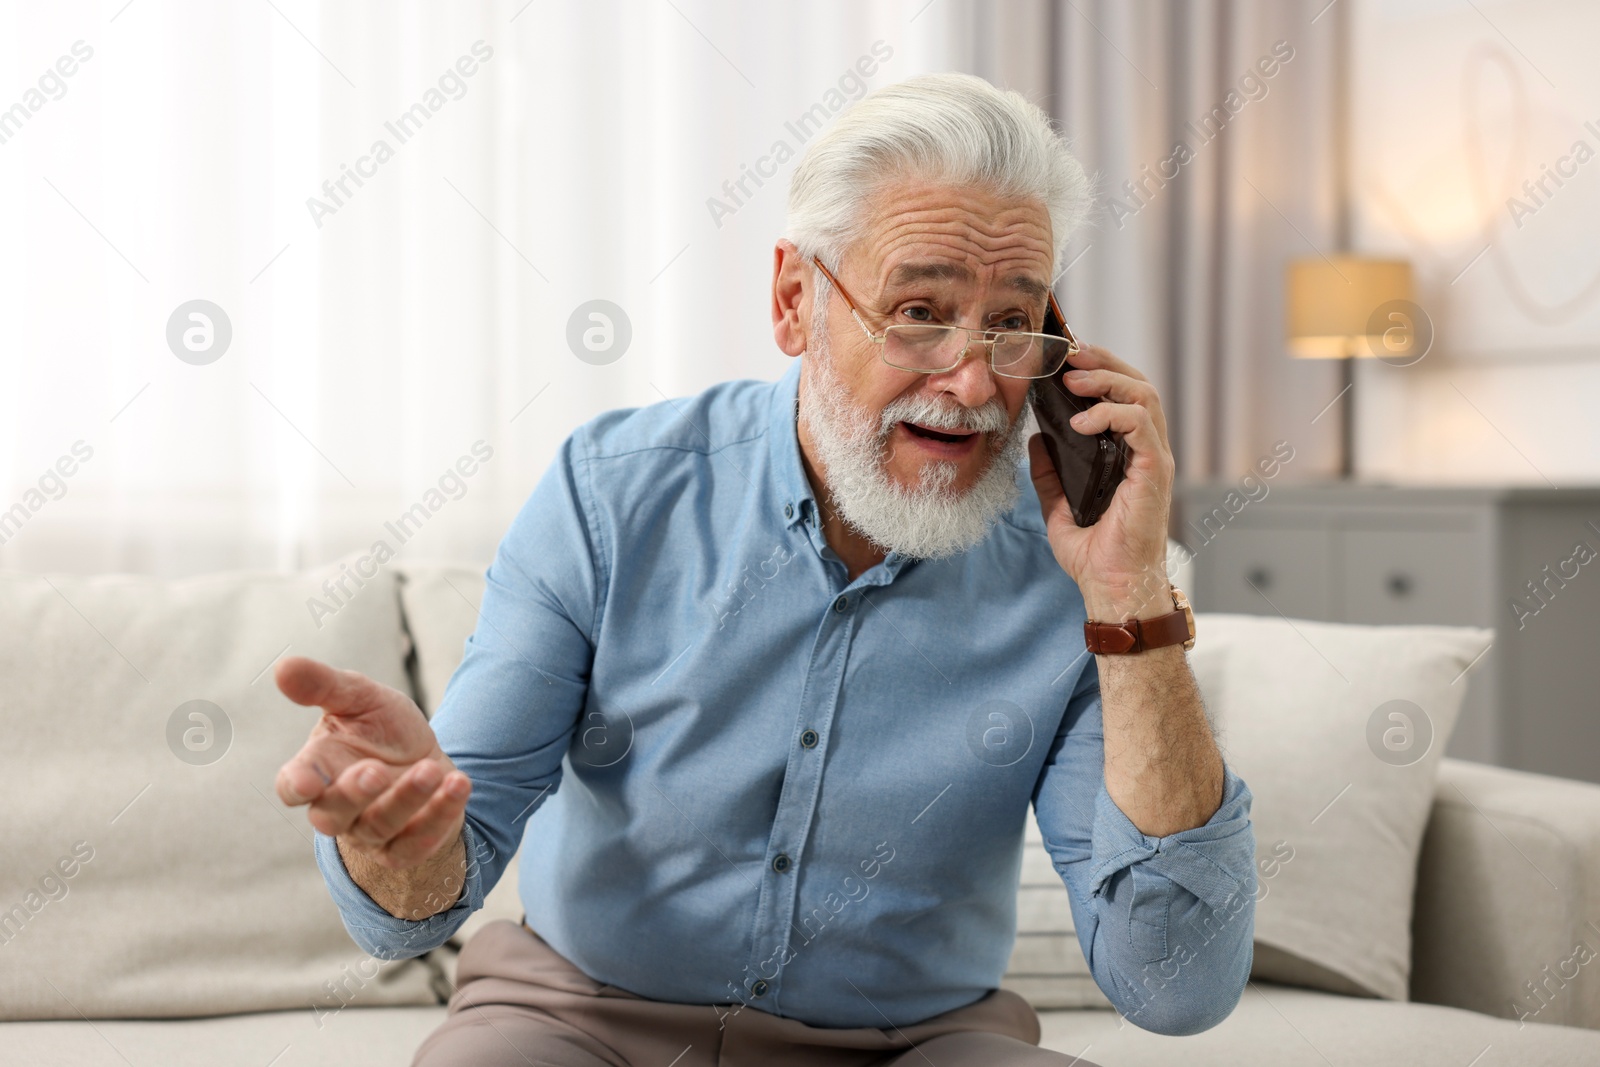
[772,239,808,358]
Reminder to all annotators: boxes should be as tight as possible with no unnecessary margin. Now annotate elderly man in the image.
[274,72,1256,1067]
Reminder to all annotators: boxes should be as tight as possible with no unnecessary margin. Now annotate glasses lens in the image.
[992,333,1074,379]
[881,326,1074,378]
[882,325,966,371]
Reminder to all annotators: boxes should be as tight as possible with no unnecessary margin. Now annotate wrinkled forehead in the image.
[851,180,1054,299]
[881,259,1052,303]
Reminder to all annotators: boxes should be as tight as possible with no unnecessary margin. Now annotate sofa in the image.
[2,555,1598,1066]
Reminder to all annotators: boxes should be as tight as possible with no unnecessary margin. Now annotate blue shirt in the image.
[314,358,1257,1034]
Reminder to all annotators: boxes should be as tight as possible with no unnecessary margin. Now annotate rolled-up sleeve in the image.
[313,429,602,959]
[312,819,491,959]
[1031,657,1257,1036]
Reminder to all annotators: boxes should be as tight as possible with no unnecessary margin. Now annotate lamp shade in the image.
[1286,256,1413,358]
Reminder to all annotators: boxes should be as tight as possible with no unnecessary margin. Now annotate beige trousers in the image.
[412,919,1099,1067]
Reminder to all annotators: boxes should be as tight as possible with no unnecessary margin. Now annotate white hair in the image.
[785,72,1093,278]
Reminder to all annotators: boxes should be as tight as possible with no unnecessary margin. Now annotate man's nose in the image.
[933,339,1000,411]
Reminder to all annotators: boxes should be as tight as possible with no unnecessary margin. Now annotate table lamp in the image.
[1286,256,1414,479]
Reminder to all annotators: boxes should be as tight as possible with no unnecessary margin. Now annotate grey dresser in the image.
[1175,482,1600,784]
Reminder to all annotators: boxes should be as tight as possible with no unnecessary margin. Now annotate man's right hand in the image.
[274,655,472,875]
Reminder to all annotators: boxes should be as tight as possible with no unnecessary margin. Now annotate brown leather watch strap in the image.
[1084,607,1192,654]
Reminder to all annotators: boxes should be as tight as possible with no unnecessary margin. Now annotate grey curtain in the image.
[971,0,1349,483]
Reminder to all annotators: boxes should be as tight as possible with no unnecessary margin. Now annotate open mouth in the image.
[902,421,977,444]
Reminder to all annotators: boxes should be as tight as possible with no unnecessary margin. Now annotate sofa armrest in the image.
[1411,758,1600,1030]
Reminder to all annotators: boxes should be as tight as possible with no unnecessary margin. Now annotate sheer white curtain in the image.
[0,0,985,577]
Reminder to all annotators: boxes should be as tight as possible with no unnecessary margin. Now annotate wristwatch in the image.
[1083,586,1196,654]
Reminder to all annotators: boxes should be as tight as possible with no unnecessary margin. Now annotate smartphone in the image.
[1028,293,1127,527]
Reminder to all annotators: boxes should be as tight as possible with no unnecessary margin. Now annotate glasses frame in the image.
[810,256,1080,380]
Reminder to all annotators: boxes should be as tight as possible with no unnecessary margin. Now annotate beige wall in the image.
[1352,0,1600,486]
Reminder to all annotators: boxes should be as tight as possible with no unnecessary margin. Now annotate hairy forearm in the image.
[336,828,468,921]
[1097,644,1224,837]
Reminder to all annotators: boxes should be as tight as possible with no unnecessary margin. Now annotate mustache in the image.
[876,395,1012,436]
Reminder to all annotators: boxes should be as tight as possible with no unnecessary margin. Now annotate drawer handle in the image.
[1386,573,1413,597]
[1246,567,1272,590]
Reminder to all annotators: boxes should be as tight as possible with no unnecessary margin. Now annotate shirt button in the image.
[772,853,792,874]
[783,502,794,519]
[833,595,849,613]
[751,979,770,998]
[800,729,819,749]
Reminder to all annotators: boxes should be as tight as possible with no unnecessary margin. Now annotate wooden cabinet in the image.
[1176,483,1600,784]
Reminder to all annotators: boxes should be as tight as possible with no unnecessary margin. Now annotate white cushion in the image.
[0,558,439,1019]
[1005,611,1490,1008]
[0,1007,448,1067]
[1037,981,1600,1066]
[1191,614,1492,1000]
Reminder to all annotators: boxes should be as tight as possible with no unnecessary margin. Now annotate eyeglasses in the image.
[811,256,1079,380]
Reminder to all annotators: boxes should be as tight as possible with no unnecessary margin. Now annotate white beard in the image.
[797,305,1030,561]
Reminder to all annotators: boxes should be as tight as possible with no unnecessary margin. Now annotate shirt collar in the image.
[768,358,815,531]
